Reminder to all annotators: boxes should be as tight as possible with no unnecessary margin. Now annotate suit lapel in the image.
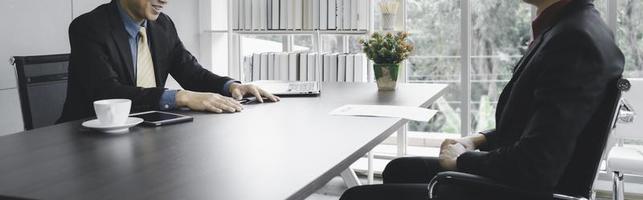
[108,2,136,84]
[512,36,545,77]
[495,32,546,120]
[146,21,163,87]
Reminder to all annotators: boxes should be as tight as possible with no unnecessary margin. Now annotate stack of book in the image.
[232,0,369,31]
[242,52,368,82]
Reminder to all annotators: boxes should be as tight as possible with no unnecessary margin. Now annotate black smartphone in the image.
[130,111,193,126]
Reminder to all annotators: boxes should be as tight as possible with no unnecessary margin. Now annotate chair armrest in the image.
[427,171,586,200]
[617,98,635,124]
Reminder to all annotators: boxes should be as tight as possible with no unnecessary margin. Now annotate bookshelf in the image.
[225,0,376,82]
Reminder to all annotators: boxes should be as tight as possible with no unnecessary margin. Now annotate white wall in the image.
[0,0,202,136]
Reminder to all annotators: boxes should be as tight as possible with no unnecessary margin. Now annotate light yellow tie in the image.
[136,27,156,88]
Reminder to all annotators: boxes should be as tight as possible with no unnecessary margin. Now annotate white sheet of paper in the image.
[330,105,438,122]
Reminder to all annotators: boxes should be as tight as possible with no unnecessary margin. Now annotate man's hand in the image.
[454,134,488,151]
[229,83,280,103]
[175,90,243,113]
[439,139,467,170]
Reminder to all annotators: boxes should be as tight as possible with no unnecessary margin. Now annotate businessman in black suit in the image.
[341,0,624,199]
[58,0,279,123]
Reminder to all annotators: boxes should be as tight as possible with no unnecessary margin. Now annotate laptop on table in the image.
[249,80,321,97]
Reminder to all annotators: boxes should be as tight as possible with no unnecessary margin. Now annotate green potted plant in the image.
[360,32,414,90]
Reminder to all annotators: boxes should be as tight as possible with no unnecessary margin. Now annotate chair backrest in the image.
[554,78,630,198]
[612,78,642,140]
[12,54,70,130]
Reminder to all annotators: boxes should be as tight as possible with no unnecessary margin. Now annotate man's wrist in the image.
[223,80,241,96]
[228,82,241,94]
[471,134,488,148]
[175,90,188,107]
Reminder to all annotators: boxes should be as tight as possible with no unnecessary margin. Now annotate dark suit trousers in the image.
[340,157,445,200]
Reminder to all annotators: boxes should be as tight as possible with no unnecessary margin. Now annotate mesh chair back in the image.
[12,54,70,130]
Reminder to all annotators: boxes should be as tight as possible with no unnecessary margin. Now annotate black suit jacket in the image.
[457,0,624,196]
[58,1,233,123]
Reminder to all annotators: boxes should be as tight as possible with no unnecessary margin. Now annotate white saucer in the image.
[82,117,144,134]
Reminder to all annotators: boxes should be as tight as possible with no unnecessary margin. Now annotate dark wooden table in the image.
[0,83,447,200]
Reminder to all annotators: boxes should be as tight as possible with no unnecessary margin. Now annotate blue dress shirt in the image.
[116,2,235,110]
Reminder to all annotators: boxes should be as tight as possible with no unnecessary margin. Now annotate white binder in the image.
[272,0,280,29]
[346,54,354,82]
[294,0,303,30]
[330,53,339,82]
[244,0,252,30]
[320,0,328,30]
[323,53,331,81]
[288,53,299,81]
[299,52,308,81]
[232,0,239,30]
[327,0,336,30]
[252,54,261,81]
[259,53,268,80]
[338,54,346,82]
[307,53,317,81]
[280,0,288,29]
[342,0,350,30]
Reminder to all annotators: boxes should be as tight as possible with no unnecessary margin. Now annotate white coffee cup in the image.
[93,99,132,126]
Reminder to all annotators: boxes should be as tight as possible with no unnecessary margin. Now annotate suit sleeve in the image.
[69,18,165,112]
[164,16,233,94]
[477,129,497,151]
[456,30,614,190]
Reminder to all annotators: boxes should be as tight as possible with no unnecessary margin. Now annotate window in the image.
[321,35,345,53]
[470,1,531,132]
[406,0,462,134]
[404,0,532,135]
[594,0,608,17]
[584,0,642,78]
[293,35,313,51]
[617,0,643,78]
[241,35,283,57]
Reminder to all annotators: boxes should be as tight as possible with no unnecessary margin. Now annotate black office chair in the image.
[12,54,70,130]
[427,78,631,200]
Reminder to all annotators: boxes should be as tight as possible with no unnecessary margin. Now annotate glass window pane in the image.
[349,36,364,53]
[407,0,461,134]
[293,35,313,51]
[594,0,607,19]
[241,35,283,57]
[321,36,363,53]
[617,0,643,78]
[470,0,531,132]
[407,57,462,134]
[374,0,382,30]
[321,35,345,53]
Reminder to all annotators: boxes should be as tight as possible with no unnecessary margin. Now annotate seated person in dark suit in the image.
[58,0,279,123]
[341,0,624,199]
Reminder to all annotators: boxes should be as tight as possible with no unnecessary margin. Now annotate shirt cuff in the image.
[222,80,241,97]
[159,89,178,110]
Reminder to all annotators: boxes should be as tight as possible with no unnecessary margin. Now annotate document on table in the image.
[330,105,438,122]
